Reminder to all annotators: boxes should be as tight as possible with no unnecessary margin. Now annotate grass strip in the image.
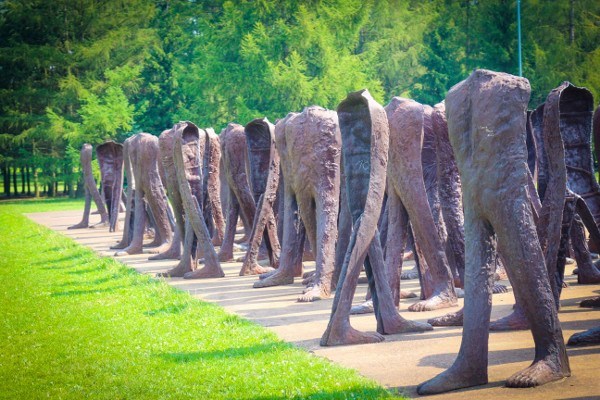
[0,200,403,399]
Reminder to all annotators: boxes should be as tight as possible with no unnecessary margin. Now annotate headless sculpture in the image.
[152,128,185,269]
[114,133,172,256]
[240,118,281,275]
[254,106,340,303]
[556,83,600,284]
[206,129,226,246]
[173,121,224,279]
[384,97,457,312]
[111,137,136,249]
[418,69,570,395]
[96,141,124,232]
[432,102,465,287]
[218,123,255,262]
[490,82,600,331]
[69,143,109,229]
[321,89,431,346]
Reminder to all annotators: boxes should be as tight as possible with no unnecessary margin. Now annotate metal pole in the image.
[517,0,523,76]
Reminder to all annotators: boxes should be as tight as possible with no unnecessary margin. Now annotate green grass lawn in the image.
[0,199,403,399]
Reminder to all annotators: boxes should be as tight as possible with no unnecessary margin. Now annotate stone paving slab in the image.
[28,210,600,399]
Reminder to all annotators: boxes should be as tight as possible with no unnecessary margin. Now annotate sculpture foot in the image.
[146,243,171,254]
[239,263,274,276]
[68,222,89,230]
[403,250,414,261]
[490,309,529,331]
[580,296,600,308]
[183,266,225,279]
[302,270,316,285]
[492,284,509,294]
[89,220,109,229]
[577,269,600,284]
[567,326,600,347]
[253,270,294,288]
[149,248,181,261]
[110,241,127,250]
[114,246,143,256]
[156,262,192,278]
[211,236,223,247]
[408,292,457,312]
[297,284,331,302]
[417,363,487,395]
[258,269,278,280]
[401,290,417,299]
[428,308,464,327]
[350,300,374,315]
[505,357,569,388]
[321,324,385,346]
[382,317,432,334]
[401,267,419,280]
[218,252,233,262]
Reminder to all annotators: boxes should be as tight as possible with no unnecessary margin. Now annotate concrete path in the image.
[28,210,600,399]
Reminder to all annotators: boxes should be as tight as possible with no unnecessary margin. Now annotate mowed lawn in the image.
[0,199,402,399]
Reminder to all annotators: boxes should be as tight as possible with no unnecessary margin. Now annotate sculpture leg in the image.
[254,188,305,288]
[115,188,145,256]
[417,211,495,395]
[572,215,600,283]
[493,202,570,388]
[385,188,409,307]
[156,220,194,277]
[144,179,173,254]
[85,168,108,226]
[297,190,337,302]
[69,185,91,229]
[333,175,352,288]
[406,197,457,311]
[580,296,600,308]
[320,220,385,346]
[368,232,432,334]
[240,193,276,276]
[567,326,600,347]
[218,188,239,262]
[150,227,182,261]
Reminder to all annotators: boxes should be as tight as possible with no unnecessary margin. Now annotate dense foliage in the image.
[1,0,599,196]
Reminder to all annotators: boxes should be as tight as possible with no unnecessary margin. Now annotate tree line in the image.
[1,0,599,197]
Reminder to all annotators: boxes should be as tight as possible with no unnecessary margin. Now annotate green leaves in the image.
[2,0,600,197]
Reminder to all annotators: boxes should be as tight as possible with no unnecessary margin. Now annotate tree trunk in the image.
[26,165,31,196]
[2,163,9,197]
[68,165,75,198]
[569,0,575,45]
[20,167,25,194]
[12,166,18,196]
[33,166,39,197]
[48,171,55,197]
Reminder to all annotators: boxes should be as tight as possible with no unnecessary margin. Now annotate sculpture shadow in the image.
[418,346,600,369]
[158,343,290,363]
[50,285,126,297]
[143,304,189,317]
[66,267,102,275]
[390,380,506,399]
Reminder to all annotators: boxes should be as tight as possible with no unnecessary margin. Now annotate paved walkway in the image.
[28,210,600,399]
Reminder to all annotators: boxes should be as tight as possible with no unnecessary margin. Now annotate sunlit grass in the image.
[0,201,403,399]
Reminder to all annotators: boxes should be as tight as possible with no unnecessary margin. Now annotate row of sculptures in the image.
[69,69,600,395]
